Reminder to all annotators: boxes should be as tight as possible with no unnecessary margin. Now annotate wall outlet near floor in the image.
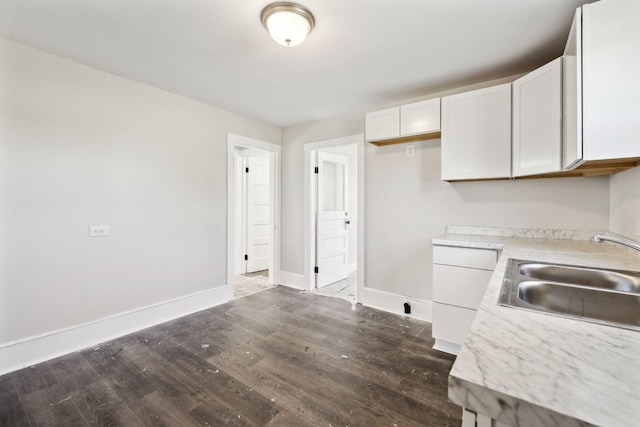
[404,302,411,314]
[89,225,110,237]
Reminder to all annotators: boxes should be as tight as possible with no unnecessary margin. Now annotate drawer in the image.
[432,303,477,346]
[433,245,497,270]
[433,264,494,309]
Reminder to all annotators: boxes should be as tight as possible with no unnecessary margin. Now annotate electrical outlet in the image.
[89,225,110,237]
[406,144,415,157]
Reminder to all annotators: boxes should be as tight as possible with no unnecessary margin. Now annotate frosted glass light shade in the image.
[261,3,315,47]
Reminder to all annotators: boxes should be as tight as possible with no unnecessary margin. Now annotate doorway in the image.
[227,134,280,300]
[304,135,364,304]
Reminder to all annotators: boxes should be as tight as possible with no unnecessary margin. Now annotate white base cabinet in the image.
[432,245,498,355]
[462,408,510,427]
[432,303,476,354]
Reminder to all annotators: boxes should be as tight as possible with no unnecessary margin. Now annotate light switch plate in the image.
[89,225,110,237]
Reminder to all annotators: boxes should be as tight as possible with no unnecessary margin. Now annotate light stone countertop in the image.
[433,228,640,427]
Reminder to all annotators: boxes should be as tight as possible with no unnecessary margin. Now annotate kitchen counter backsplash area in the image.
[446,225,606,241]
[441,225,640,256]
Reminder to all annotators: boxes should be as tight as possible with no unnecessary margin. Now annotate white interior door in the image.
[316,151,349,287]
[246,155,270,273]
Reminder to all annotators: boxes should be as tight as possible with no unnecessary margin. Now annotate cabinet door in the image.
[400,98,440,136]
[583,0,640,160]
[512,57,563,177]
[432,303,476,346]
[563,8,583,169]
[441,84,512,181]
[365,107,400,142]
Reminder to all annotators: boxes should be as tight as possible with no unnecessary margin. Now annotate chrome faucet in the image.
[593,233,640,252]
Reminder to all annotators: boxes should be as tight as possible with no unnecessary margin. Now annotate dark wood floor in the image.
[0,286,461,426]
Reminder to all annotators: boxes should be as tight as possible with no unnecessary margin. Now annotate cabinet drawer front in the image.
[433,245,497,270]
[432,303,476,346]
[433,264,493,309]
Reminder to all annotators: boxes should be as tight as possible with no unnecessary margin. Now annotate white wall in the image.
[610,166,640,239]
[281,91,610,302]
[366,141,608,300]
[0,37,280,345]
[321,144,358,269]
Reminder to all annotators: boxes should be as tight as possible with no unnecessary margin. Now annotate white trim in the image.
[347,262,357,274]
[358,287,433,322]
[356,139,365,307]
[304,134,365,294]
[278,271,306,290]
[227,134,281,290]
[0,286,229,376]
[433,339,461,356]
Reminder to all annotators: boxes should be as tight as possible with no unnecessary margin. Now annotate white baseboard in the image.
[0,286,231,376]
[358,287,432,322]
[278,270,306,290]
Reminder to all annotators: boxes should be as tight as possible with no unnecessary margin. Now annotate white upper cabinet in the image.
[564,0,640,168]
[512,57,563,177]
[366,98,440,143]
[365,107,400,141]
[582,0,640,161]
[400,98,440,136]
[563,9,582,169]
[441,83,512,181]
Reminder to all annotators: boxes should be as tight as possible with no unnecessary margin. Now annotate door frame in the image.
[227,133,281,298]
[304,134,365,296]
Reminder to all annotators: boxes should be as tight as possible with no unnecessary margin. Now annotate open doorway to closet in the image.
[233,148,271,298]
[227,134,280,300]
[304,135,364,305]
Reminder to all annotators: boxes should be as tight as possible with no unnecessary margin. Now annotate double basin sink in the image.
[499,259,640,331]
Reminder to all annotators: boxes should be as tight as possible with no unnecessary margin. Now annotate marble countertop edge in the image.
[435,228,640,427]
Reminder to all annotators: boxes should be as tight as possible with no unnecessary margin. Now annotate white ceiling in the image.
[0,0,592,128]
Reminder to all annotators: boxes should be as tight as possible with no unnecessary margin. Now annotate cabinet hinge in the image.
[314,266,319,274]
[314,167,319,174]
[245,167,249,173]
[244,254,248,261]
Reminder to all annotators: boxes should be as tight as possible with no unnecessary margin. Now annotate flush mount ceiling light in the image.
[261,2,315,47]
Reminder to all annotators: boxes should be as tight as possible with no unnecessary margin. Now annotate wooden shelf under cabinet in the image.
[368,131,441,146]
[445,157,640,182]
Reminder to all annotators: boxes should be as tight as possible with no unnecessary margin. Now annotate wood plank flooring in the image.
[0,286,461,426]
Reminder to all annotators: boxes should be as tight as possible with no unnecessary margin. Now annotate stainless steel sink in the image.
[499,259,640,331]
[517,262,640,293]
